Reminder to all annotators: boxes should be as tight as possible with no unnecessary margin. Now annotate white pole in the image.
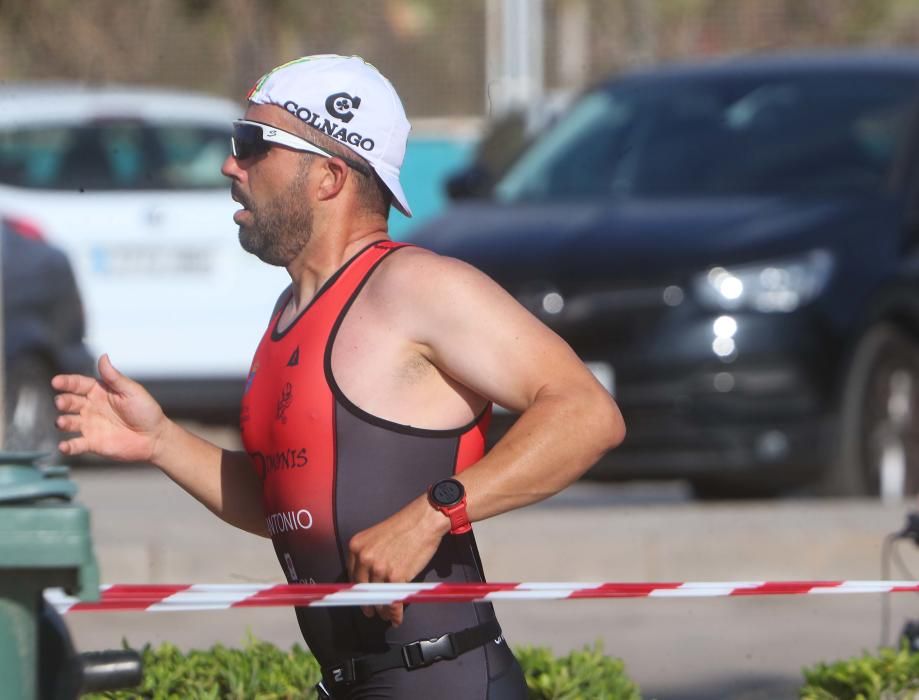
[0,226,7,450]
[485,0,502,116]
[486,0,545,117]
[529,0,545,107]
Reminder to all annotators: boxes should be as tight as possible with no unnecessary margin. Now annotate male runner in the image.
[52,55,625,699]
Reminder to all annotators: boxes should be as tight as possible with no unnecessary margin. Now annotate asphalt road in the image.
[60,436,919,699]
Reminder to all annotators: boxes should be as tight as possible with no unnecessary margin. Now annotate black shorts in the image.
[319,637,528,699]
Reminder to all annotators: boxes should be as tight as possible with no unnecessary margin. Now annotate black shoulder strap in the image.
[270,284,293,320]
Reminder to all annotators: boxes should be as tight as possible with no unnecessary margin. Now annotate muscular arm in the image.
[347,250,624,623]
[405,251,625,518]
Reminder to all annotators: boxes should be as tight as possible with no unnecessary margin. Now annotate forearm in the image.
[151,420,268,537]
[344,383,623,609]
[460,387,624,522]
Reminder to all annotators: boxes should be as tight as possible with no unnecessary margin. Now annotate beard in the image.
[233,166,313,267]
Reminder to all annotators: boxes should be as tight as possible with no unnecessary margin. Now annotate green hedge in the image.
[85,633,919,699]
[801,644,919,699]
[85,637,640,700]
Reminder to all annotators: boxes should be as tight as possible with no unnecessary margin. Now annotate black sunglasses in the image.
[231,120,371,177]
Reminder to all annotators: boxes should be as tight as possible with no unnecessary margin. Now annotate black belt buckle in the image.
[401,632,458,670]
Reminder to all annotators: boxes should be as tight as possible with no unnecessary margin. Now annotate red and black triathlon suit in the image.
[240,241,527,699]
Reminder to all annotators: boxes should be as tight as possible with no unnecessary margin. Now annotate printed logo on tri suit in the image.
[276,382,293,423]
[283,552,298,580]
[244,360,259,394]
[249,448,309,478]
[266,507,313,536]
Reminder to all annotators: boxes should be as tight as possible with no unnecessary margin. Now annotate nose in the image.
[221,153,244,180]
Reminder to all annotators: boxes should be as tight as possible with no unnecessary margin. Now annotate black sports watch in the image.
[427,478,472,535]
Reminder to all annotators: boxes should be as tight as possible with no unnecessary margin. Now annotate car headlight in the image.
[693,250,834,313]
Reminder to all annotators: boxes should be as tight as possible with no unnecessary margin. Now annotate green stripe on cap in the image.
[246,56,327,100]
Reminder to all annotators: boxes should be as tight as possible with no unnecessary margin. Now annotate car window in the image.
[0,121,229,190]
[495,73,919,201]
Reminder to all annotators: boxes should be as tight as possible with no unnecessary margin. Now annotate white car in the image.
[0,84,288,418]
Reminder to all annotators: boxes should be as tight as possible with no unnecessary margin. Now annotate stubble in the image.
[234,161,313,267]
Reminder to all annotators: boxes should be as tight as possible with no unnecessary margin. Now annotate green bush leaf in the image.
[83,636,639,699]
[801,642,919,700]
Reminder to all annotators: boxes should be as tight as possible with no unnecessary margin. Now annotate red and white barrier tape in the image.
[45,580,919,613]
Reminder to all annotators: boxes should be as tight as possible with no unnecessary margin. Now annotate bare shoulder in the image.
[371,245,503,302]
[367,244,558,354]
[364,244,601,414]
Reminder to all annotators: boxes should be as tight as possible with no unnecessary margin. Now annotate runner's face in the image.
[222,105,316,267]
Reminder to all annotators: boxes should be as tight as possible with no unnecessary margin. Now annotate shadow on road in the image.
[644,673,800,700]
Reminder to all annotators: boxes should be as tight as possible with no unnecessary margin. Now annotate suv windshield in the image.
[0,121,229,191]
[495,73,917,201]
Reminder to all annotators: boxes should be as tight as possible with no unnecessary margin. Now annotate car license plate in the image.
[91,245,213,276]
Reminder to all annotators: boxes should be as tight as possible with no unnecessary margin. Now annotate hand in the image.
[347,495,450,627]
[52,354,169,463]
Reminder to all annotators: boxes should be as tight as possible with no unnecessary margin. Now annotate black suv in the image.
[410,51,919,498]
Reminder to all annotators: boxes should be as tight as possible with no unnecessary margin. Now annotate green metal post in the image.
[0,455,99,700]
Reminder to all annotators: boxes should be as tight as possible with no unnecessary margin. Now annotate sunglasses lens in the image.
[231,123,268,160]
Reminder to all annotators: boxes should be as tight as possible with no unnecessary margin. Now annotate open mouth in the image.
[231,186,251,210]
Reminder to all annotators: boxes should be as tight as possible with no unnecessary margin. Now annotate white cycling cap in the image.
[247,54,412,217]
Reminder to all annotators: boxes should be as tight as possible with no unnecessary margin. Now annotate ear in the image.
[315,157,350,203]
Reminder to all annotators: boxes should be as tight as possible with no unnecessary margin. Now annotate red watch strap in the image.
[443,500,471,535]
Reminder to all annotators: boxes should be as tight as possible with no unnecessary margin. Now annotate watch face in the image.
[432,479,463,507]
